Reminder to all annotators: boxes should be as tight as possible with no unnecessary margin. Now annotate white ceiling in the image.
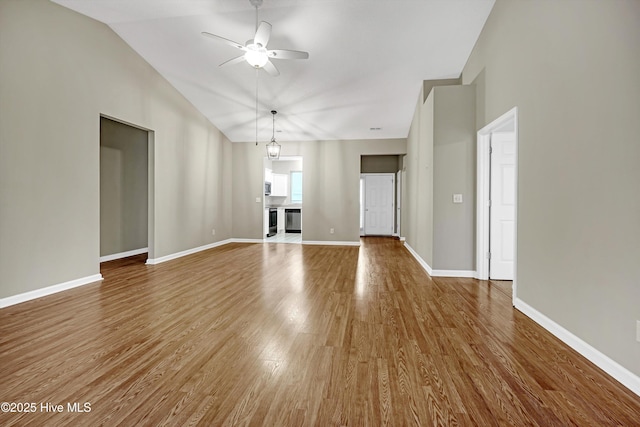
[52,0,495,142]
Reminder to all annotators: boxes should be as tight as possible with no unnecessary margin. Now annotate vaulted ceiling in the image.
[52,0,495,142]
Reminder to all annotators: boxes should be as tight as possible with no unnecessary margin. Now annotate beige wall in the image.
[0,0,232,298]
[432,86,476,270]
[423,79,461,103]
[360,155,401,174]
[400,78,470,267]
[232,139,406,242]
[415,90,435,265]
[272,159,302,175]
[404,84,475,271]
[463,0,640,374]
[402,91,425,258]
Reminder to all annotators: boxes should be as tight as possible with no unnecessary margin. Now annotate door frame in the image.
[99,114,155,263]
[395,170,402,237]
[476,107,519,304]
[361,173,395,236]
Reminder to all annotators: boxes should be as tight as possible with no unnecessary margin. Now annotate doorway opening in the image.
[360,155,402,237]
[264,156,303,244]
[99,116,154,263]
[476,107,518,304]
[360,173,395,236]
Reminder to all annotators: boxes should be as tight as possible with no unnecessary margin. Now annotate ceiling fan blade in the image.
[267,49,309,60]
[201,32,245,51]
[253,21,272,47]
[219,55,246,67]
[263,60,280,77]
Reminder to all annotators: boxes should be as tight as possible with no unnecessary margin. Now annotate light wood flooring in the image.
[1,237,639,425]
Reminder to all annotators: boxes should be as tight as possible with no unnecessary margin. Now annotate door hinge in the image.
[487,252,491,259]
[489,145,493,155]
[488,200,491,207]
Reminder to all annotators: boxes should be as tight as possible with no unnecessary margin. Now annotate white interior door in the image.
[364,174,394,236]
[490,132,516,280]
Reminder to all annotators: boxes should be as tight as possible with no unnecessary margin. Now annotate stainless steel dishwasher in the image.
[285,209,301,233]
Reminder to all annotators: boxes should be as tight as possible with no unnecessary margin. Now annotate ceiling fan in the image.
[202,0,309,77]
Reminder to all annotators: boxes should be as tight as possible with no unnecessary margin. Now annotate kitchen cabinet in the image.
[265,168,273,184]
[271,173,288,197]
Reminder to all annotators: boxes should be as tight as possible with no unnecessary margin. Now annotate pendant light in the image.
[266,110,281,159]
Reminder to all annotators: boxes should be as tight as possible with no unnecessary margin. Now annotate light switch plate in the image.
[453,194,463,204]
[256,197,261,203]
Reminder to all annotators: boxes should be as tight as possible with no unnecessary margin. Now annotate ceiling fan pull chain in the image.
[255,69,259,145]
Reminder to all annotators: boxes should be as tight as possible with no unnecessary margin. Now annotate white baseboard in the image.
[515,298,640,398]
[403,242,433,275]
[302,240,361,247]
[399,236,406,242]
[231,238,265,244]
[100,247,148,263]
[431,269,476,278]
[146,239,233,265]
[146,238,362,266]
[403,242,476,278]
[0,274,103,309]
[1,237,259,307]
[146,237,364,265]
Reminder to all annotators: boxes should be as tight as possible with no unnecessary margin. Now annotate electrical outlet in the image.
[637,320,640,342]
[211,229,216,236]
[330,228,335,234]
[453,194,463,204]
[256,197,261,203]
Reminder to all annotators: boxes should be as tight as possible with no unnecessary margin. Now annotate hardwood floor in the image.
[1,237,639,426]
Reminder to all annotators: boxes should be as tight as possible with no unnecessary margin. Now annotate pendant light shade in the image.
[266,139,281,159]
[266,110,281,159]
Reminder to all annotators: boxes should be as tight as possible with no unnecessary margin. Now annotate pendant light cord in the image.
[255,68,258,145]
[252,0,261,146]
[271,110,275,141]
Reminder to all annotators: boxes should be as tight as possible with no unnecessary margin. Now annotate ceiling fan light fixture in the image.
[244,44,269,68]
[202,0,308,77]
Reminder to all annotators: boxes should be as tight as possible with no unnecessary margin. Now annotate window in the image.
[290,171,302,203]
